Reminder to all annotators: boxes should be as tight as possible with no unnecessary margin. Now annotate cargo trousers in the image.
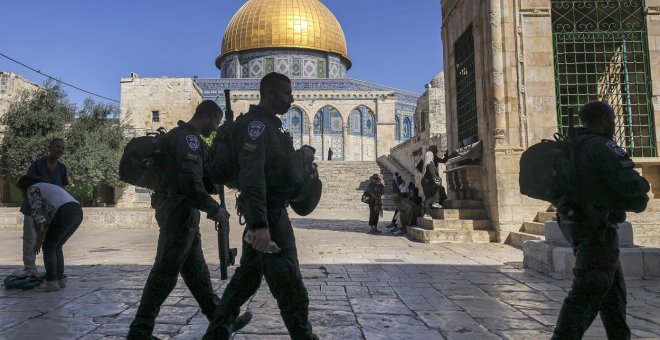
[552,214,630,340]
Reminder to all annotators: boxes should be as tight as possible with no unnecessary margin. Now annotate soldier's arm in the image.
[592,141,650,213]
[174,134,220,216]
[238,121,268,230]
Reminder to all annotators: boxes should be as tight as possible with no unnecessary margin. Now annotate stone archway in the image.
[313,106,344,160]
[348,106,377,160]
[281,106,309,149]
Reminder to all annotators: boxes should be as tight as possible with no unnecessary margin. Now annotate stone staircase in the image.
[506,211,557,249]
[407,199,495,243]
[314,161,396,211]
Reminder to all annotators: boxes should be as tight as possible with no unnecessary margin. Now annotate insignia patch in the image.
[248,121,266,140]
[606,140,626,157]
[186,135,200,151]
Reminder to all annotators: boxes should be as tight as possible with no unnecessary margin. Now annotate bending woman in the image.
[17,175,83,292]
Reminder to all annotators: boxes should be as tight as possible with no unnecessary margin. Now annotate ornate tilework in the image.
[241,64,249,78]
[317,60,326,78]
[276,58,289,74]
[249,59,264,78]
[291,58,301,76]
[329,62,339,79]
[265,58,275,73]
[303,60,316,77]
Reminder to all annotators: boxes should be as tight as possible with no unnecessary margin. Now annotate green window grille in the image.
[552,0,656,157]
[454,25,478,147]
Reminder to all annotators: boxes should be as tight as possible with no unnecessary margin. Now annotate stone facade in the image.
[119,74,203,134]
[435,0,660,246]
[0,71,40,140]
[389,72,447,186]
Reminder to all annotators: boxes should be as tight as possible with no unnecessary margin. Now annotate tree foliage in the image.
[0,81,75,180]
[63,98,132,187]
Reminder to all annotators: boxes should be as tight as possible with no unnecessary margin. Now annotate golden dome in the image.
[217,0,351,69]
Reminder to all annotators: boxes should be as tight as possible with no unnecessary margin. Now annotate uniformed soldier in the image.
[204,73,317,340]
[552,101,650,340]
[128,101,250,339]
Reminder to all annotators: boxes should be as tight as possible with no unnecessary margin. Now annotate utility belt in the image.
[235,193,288,226]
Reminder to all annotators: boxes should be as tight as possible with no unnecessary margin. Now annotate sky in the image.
[0,0,443,107]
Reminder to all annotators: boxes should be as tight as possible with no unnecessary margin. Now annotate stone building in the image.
[0,71,39,140]
[0,71,40,205]
[425,0,660,247]
[386,72,447,187]
[120,0,419,163]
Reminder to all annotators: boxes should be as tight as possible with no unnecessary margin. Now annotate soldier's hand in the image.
[210,207,230,224]
[248,228,272,253]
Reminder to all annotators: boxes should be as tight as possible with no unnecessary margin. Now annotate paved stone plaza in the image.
[1,209,659,339]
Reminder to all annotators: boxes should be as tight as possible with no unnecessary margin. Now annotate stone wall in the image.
[441,0,660,243]
[442,0,553,242]
[119,75,203,133]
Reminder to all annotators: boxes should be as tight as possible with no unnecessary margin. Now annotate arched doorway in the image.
[313,106,343,160]
[280,106,309,149]
[348,106,377,160]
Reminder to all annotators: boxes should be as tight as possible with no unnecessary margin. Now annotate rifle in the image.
[216,89,237,280]
[557,107,579,218]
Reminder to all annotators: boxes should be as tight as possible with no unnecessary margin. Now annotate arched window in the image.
[281,107,308,135]
[403,117,412,140]
[313,106,342,135]
[348,106,376,137]
[395,116,401,141]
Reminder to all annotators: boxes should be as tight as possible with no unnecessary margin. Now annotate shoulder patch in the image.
[186,135,200,151]
[606,140,626,157]
[248,121,266,140]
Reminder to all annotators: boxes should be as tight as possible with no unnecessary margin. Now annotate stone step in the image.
[522,221,545,235]
[407,226,492,243]
[417,217,490,231]
[429,208,488,220]
[441,199,483,209]
[535,212,556,223]
[506,231,543,249]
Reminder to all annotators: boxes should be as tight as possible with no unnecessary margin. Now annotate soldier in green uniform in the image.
[204,73,317,340]
[552,101,650,340]
[128,101,249,339]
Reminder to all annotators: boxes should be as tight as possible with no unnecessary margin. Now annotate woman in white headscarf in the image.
[420,151,447,209]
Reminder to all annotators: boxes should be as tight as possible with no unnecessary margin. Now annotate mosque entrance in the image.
[552,0,656,157]
[313,106,344,160]
[348,106,377,160]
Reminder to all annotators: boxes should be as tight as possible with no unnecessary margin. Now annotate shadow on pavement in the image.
[1,262,659,339]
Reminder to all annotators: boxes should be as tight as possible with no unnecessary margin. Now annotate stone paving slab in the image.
[0,209,658,339]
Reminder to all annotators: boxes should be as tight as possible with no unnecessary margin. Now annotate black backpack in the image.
[208,118,240,189]
[519,108,580,203]
[3,275,44,290]
[519,138,567,202]
[119,127,169,190]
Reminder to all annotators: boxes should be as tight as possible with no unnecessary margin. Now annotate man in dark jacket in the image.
[552,101,650,340]
[128,101,234,339]
[15,137,68,278]
[204,73,317,340]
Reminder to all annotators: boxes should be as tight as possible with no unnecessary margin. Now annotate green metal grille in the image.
[552,0,656,157]
[454,25,478,147]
